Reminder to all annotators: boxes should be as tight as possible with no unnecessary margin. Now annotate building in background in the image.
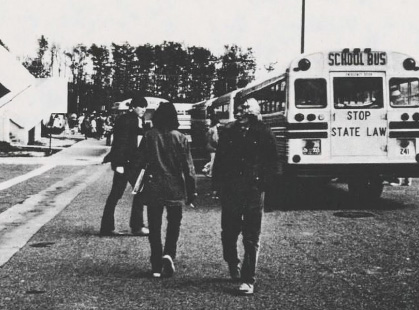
[0,46,67,145]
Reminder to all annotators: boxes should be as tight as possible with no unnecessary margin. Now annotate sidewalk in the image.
[0,137,110,165]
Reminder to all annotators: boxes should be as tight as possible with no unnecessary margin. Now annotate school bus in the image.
[190,89,242,153]
[107,96,168,145]
[110,96,168,125]
[234,48,419,203]
[173,103,193,141]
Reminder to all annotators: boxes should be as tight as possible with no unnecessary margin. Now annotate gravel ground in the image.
[0,169,419,309]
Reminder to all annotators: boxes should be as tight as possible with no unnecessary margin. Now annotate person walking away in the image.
[212,98,278,295]
[135,102,196,278]
[81,116,91,139]
[97,112,108,139]
[104,113,115,146]
[90,115,98,139]
[100,95,150,236]
[202,115,220,178]
[77,113,85,134]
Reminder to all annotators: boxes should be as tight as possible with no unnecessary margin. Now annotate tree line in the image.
[10,35,264,113]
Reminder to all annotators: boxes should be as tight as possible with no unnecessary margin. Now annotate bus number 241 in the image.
[401,148,410,155]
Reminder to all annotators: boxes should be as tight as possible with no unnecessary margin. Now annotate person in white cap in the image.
[212,97,278,295]
[390,90,405,105]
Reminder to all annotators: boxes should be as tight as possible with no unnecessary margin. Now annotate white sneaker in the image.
[132,227,149,236]
[238,283,254,295]
[152,272,161,278]
[162,255,175,277]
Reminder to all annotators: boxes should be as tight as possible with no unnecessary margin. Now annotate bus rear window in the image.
[389,78,419,107]
[334,77,383,109]
[295,79,327,108]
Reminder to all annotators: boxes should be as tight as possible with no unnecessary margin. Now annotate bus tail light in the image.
[292,155,301,163]
[413,113,419,121]
[401,113,409,121]
[397,139,415,156]
[302,139,321,155]
[295,113,304,122]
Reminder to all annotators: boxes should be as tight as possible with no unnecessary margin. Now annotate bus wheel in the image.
[347,176,384,202]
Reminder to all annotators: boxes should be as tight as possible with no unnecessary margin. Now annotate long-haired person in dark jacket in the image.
[212,98,278,295]
[136,101,197,278]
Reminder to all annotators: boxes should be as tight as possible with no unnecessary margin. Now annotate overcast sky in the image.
[2,0,419,77]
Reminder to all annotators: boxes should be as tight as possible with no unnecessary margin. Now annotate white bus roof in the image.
[111,96,168,110]
[238,74,286,99]
[210,89,242,108]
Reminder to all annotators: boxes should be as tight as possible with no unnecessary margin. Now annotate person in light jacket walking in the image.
[212,98,278,295]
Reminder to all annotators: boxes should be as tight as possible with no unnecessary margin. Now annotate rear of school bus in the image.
[286,48,419,200]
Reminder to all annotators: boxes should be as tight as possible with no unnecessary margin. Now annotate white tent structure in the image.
[0,46,67,145]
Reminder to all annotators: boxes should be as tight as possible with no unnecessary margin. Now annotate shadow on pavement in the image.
[265,182,408,212]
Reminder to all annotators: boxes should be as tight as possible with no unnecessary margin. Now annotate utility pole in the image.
[301,0,305,54]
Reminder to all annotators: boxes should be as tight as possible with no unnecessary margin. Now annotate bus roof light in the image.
[403,58,419,71]
[342,48,350,53]
[364,48,371,53]
[353,48,361,53]
[298,58,311,71]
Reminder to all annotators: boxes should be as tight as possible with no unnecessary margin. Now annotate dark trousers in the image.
[147,203,183,272]
[100,170,145,233]
[220,185,264,285]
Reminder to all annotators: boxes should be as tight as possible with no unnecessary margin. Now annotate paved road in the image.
[0,138,419,309]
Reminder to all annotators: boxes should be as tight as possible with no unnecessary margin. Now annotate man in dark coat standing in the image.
[212,98,278,295]
[100,95,149,236]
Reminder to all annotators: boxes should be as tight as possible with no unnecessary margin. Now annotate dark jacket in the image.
[103,111,143,166]
[212,119,278,192]
[137,128,196,206]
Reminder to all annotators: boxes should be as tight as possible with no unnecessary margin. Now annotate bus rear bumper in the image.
[284,163,419,178]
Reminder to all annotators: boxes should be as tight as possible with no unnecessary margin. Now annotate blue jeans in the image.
[220,184,264,284]
[147,203,183,272]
